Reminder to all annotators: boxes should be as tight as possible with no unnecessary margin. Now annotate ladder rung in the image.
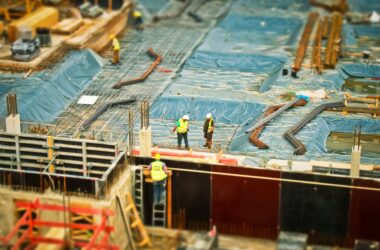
[153,218,165,221]
[138,238,151,247]
[125,204,134,212]
[131,219,141,228]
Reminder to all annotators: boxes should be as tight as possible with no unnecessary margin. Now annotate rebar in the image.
[6,93,18,116]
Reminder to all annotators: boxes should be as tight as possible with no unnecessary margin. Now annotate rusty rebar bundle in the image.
[140,101,150,129]
[6,93,18,116]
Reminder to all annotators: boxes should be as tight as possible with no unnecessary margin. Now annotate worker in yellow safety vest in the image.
[133,10,144,31]
[203,113,214,149]
[172,114,189,150]
[148,153,171,204]
[109,34,120,64]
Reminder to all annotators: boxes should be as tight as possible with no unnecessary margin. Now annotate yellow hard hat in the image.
[154,153,160,160]
[109,34,115,40]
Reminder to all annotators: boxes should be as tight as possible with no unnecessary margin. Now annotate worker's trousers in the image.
[153,179,166,204]
[177,132,189,149]
[113,50,119,64]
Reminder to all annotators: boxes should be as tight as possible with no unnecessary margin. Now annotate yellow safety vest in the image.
[151,161,167,181]
[112,38,120,51]
[207,118,213,133]
[177,119,188,134]
[133,11,142,18]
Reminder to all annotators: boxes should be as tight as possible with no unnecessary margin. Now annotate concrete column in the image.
[350,145,361,177]
[5,114,21,134]
[139,126,152,157]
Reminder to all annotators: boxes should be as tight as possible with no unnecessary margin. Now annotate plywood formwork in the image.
[64,3,131,52]
[0,132,118,178]
[8,6,59,42]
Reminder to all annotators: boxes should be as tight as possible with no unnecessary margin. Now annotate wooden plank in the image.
[0,137,16,143]
[53,143,116,153]
[293,12,319,72]
[0,145,16,151]
[54,159,110,168]
[18,139,47,146]
[19,148,46,154]
[311,19,323,73]
[52,18,84,35]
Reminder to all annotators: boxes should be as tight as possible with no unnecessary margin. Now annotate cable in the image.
[142,166,380,192]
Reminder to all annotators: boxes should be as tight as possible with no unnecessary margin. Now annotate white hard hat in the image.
[206,113,212,119]
[182,114,189,120]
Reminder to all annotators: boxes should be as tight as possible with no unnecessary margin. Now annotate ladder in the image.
[124,193,152,248]
[152,179,167,227]
[132,166,144,222]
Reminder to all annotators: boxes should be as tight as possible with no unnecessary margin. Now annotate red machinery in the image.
[0,199,119,250]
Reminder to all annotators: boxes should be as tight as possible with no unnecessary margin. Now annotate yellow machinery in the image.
[0,0,43,22]
[8,6,59,42]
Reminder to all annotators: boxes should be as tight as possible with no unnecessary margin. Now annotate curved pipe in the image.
[283,101,345,155]
[112,48,162,89]
[249,99,307,149]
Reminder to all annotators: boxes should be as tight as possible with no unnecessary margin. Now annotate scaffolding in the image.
[0,198,118,250]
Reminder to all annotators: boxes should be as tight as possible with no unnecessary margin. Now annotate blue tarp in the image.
[150,95,265,125]
[186,51,287,74]
[340,63,380,78]
[0,49,103,122]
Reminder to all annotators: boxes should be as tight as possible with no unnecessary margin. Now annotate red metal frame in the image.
[0,199,119,250]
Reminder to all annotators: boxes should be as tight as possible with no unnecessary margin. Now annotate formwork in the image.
[133,155,380,247]
[0,132,128,198]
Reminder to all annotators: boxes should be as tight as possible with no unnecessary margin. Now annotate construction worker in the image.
[203,113,214,149]
[148,153,171,204]
[172,114,189,150]
[133,10,144,31]
[109,34,120,64]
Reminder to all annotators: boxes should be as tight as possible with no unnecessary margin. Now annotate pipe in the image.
[249,98,308,149]
[112,49,162,89]
[284,101,345,155]
[246,98,305,133]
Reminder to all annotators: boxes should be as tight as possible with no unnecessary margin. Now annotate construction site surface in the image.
[0,0,380,249]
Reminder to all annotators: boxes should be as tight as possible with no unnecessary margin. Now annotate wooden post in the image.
[167,173,172,228]
[25,0,31,14]
[47,136,55,173]
[108,0,112,11]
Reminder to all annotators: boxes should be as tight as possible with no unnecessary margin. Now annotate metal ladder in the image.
[152,179,167,227]
[132,166,144,222]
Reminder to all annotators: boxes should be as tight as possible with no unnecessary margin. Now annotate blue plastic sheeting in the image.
[348,0,380,12]
[351,24,380,37]
[340,63,380,78]
[305,115,380,164]
[227,101,380,164]
[185,51,287,74]
[150,96,265,125]
[197,12,302,52]
[0,49,102,122]
[261,68,348,92]
[219,14,302,39]
[137,0,169,14]
[231,0,310,12]
[343,24,358,46]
